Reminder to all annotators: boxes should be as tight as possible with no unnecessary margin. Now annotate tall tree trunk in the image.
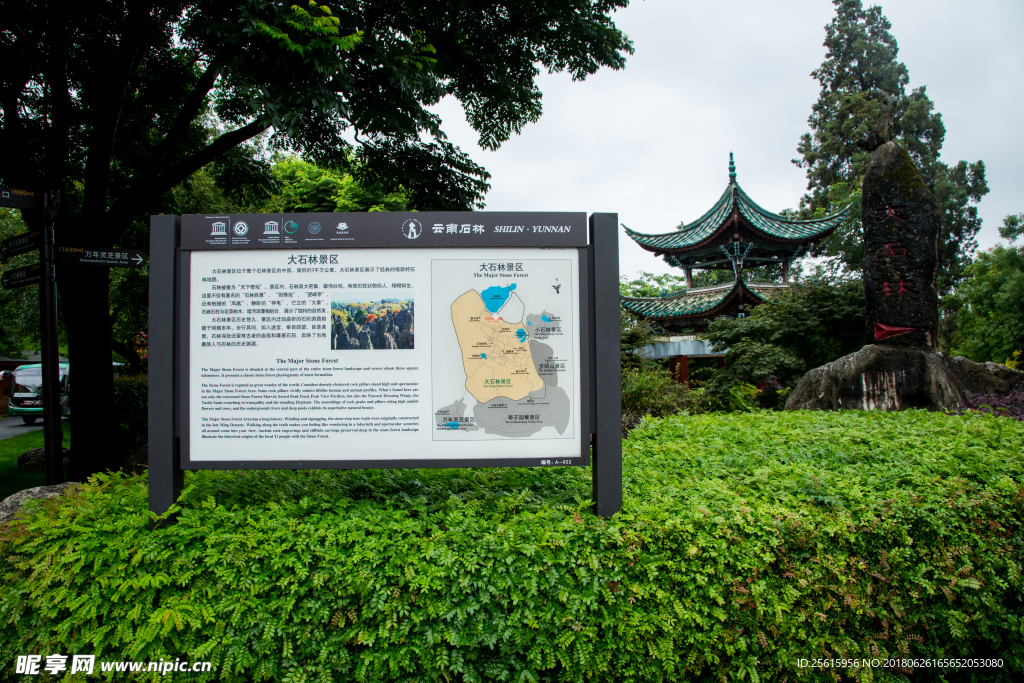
[59,264,115,480]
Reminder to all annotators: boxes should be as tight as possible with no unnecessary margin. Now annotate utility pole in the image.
[40,192,64,485]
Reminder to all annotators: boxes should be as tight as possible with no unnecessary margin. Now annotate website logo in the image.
[233,221,249,236]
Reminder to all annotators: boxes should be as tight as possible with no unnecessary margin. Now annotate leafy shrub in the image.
[2,411,1022,682]
[727,381,760,412]
[112,374,147,460]
[620,364,702,433]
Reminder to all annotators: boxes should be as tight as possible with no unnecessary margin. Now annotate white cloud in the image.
[430,0,1024,278]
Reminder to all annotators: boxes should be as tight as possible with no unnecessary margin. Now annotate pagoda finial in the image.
[728,152,736,183]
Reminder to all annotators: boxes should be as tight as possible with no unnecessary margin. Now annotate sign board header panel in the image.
[182,246,584,469]
[181,211,588,250]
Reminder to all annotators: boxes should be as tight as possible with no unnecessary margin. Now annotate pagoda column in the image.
[684,267,692,288]
[783,259,790,283]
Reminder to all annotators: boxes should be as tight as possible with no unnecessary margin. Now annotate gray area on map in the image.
[523,310,562,341]
[530,339,558,387]
[434,398,479,432]
[473,384,570,437]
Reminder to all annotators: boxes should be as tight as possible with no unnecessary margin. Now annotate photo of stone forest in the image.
[331,298,414,350]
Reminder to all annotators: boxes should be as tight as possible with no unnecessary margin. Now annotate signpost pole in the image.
[148,215,183,526]
[589,213,622,517]
[39,193,64,485]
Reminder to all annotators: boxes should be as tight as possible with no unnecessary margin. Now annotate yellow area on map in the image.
[451,290,545,402]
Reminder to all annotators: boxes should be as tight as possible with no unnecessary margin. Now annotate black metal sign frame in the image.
[149,212,622,521]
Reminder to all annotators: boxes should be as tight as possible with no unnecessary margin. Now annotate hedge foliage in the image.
[2,410,1022,682]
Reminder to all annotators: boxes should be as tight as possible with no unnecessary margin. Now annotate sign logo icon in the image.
[284,220,298,234]
[233,221,249,236]
[211,221,227,236]
[264,221,280,235]
[402,219,422,240]
[336,222,348,232]
[308,221,322,235]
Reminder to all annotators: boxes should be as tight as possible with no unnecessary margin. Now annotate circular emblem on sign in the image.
[284,220,298,234]
[308,221,322,235]
[402,219,422,240]
[233,221,249,236]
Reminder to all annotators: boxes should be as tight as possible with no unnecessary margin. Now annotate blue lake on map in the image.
[516,329,528,343]
[542,314,551,322]
[481,283,516,313]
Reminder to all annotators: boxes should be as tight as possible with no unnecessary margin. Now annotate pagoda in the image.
[621,154,850,381]
[622,154,850,333]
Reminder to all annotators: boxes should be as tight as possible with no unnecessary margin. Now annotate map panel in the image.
[432,256,578,441]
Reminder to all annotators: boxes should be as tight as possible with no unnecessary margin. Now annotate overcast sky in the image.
[430,0,1024,279]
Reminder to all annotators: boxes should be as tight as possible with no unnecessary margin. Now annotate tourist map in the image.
[431,256,578,441]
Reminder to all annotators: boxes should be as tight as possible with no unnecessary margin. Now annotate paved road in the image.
[0,415,46,442]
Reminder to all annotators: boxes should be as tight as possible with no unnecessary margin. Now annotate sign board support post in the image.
[148,215,183,525]
[589,213,622,517]
[39,193,64,486]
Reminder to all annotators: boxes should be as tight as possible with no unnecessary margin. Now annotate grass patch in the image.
[1,411,1022,682]
[0,421,71,500]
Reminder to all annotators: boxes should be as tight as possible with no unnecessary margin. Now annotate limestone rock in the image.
[785,344,1024,412]
[17,447,70,471]
[0,483,79,524]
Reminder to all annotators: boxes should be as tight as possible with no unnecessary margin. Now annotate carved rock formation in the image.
[862,140,940,348]
[786,345,1024,411]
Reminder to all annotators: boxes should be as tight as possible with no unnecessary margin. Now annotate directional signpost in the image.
[0,186,41,210]
[1,262,43,289]
[1,229,43,260]
[55,247,148,268]
[0,186,148,486]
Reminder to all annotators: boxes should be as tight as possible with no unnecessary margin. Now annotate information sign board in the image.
[149,212,622,519]
[185,247,581,467]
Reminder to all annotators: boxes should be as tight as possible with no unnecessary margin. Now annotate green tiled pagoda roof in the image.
[621,279,789,320]
[623,156,851,253]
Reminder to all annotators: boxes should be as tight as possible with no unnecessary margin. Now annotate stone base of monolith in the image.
[785,344,1024,412]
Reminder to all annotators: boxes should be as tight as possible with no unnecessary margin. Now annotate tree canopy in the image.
[705,279,866,390]
[948,216,1024,364]
[794,0,987,295]
[1,0,633,477]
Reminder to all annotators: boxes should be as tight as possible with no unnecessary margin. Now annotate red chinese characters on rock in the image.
[881,279,915,299]
[878,242,908,258]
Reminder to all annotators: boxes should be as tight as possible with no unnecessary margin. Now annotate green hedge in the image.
[2,411,1022,682]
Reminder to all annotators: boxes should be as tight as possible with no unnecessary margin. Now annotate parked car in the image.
[7,363,70,424]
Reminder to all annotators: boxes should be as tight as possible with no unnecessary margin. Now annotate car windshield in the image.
[13,369,42,395]
[12,368,67,396]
